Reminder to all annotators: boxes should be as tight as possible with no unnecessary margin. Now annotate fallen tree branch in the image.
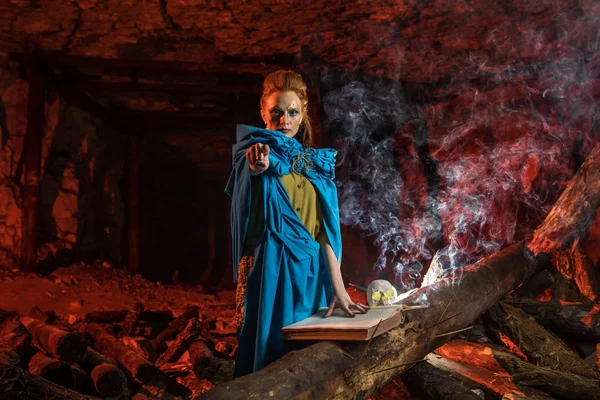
[198,245,537,400]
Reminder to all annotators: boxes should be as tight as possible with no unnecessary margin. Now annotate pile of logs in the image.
[198,144,600,399]
[0,303,237,399]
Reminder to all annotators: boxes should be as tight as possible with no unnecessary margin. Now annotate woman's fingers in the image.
[352,303,369,313]
[341,303,355,318]
[324,298,336,318]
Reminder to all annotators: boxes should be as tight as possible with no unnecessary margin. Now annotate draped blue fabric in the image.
[225,124,342,377]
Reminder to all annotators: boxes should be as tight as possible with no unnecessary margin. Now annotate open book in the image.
[282,305,408,341]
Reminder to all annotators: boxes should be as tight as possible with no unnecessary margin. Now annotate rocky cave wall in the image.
[0,59,126,272]
[0,0,599,286]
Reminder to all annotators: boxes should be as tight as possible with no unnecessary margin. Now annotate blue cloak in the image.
[225,124,342,377]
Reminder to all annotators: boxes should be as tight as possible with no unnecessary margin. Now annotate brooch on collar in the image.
[291,150,315,175]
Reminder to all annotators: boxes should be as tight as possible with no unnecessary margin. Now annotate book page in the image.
[282,306,402,331]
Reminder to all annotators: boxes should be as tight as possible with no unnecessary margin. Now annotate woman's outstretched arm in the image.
[317,231,369,318]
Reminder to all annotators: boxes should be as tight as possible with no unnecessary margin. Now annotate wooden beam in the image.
[20,63,45,272]
[10,52,286,76]
[126,135,141,274]
[75,81,261,95]
[42,68,133,135]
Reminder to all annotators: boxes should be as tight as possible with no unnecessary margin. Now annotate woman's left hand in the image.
[325,289,369,318]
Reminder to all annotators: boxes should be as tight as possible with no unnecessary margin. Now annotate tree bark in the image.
[198,244,537,400]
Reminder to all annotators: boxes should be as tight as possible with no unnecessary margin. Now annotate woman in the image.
[226,70,368,377]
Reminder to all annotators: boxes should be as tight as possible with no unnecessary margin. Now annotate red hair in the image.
[260,70,313,148]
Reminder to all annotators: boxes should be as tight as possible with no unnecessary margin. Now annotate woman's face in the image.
[261,90,303,138]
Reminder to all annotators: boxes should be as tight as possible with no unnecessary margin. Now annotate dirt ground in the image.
[0,262,410,399]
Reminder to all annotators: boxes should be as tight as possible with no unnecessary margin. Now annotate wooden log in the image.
[85,310,173,323]
[0,361,101,399]
[20,63,45,272]
[26,306,54,324]
[0,321,35,364]
[505,298,600,341]
[0,347,19,366]
[121,336,158,362]
[150,306,199,353]
[511,269,554,299]
[120,302,144,338]
[71,363,94,394]
[552,268,585,302]
[20,316,88,363]
[401,358,484,400]
[79,348,127,398]
[0,309,18,323]
[133,384,182,400]
[198,244,538,399]
[484,301,598,379]
[126,134,141,274]
[85,310,128,323]
[28,351,74,389]
[433,341,556,400]
[86,323,161,385]
[159,361,191,377]
[156,318,202,366]
[493,349,600,400]
[189,340,214,379]
[529,142,600,255]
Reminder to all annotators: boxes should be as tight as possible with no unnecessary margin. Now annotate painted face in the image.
[261,91,303,138]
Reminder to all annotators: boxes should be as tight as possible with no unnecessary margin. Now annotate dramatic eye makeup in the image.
[269,108,284,120]
[268,107,301,119]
